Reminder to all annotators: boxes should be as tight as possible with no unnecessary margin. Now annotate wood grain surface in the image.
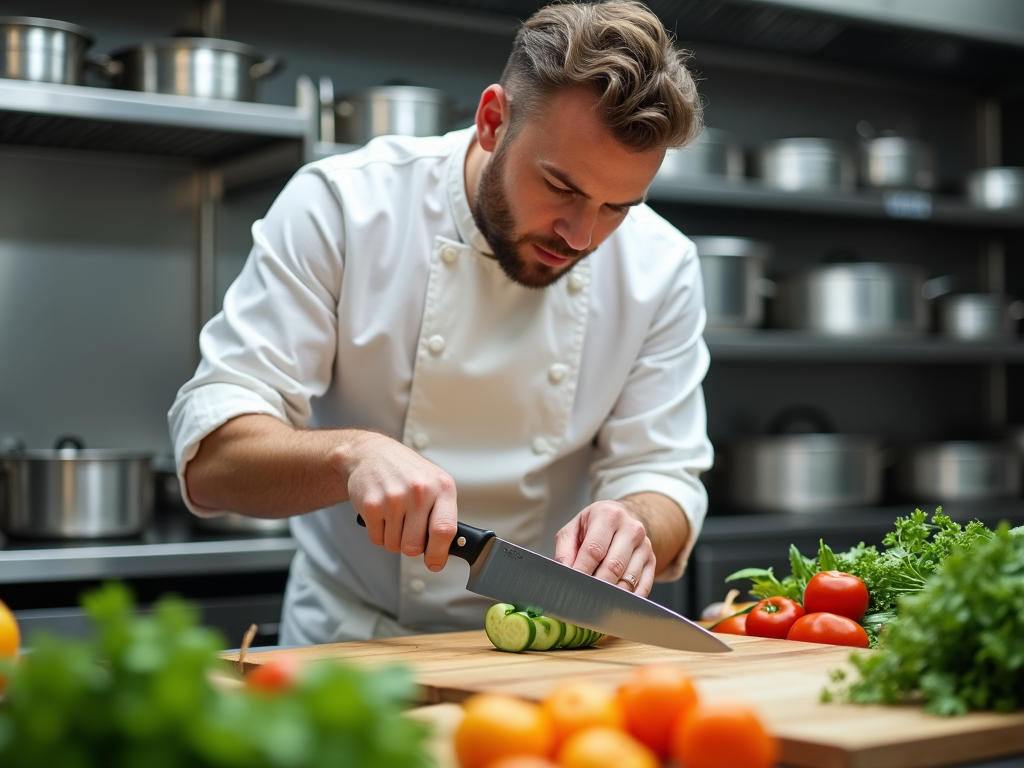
[224,631,1024,768]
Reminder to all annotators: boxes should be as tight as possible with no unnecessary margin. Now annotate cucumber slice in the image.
[558,622,578,649]
[564,624,589,649]
[580,629,597,647]
[484,603,536,652]
[528,616,564,651]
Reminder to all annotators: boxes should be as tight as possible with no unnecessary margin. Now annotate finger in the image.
[354,496,385,547]
[381,488,407,553]
[591,527,635,585]
[553,515,584,567]
[423,475,458,572]
[636,554,656,599]
[570,517,617,576]
[399,479,433,557]
[617,548,651,597]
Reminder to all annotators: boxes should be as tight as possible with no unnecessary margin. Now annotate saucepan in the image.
[0,437,153,538]
[758,138,856,192]
[897,441,1021,502]
[0,16,120,84]
[692,236,773,329]
[966,167,1024,210]
[938,293,1024,340]
[657,127,745,183]
[726,407,886,513]
[334,85,453,144]
[110,37,284,102]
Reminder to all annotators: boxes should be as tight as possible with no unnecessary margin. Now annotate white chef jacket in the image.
[168,127,713,645]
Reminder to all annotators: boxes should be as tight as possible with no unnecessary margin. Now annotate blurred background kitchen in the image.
[3,0,1024,646]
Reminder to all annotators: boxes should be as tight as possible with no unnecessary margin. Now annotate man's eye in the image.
[545,180,575,198]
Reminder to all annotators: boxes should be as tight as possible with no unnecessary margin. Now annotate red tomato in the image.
[803,571,870,621]
[745,597,806,640]
[711,613,748,636]
[786,612,869,648]
[246,656,300,692]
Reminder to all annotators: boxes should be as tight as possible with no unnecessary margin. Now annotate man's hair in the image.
[500,0,703,152]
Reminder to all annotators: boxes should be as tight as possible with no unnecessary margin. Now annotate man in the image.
[169,0,712,646]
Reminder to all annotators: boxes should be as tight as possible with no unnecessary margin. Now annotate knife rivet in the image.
[457,536,467,547]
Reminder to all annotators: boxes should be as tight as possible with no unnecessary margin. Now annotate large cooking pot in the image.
[938,293,1024,340]
[656,127,744,183]
[0,16,117,84]
[860,136,936,191]
[692,236,773,329]
[1,437,153,538]
[772,262,937,336]
[758,138,856,192]
[966,167,1024,210]
[897,441,1021,502]
[726,408,885,513]
[110,38,283,102]
[335,85,452,145]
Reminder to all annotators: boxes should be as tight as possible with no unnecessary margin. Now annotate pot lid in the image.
[0,16,94,44]
[111,37,266,60]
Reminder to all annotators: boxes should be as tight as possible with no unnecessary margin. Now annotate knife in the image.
[357,516,731,653]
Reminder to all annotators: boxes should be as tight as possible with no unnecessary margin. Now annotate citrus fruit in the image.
[671,700,780,768]
[558,726,658,768]
[0,598,20,695]
[245,656,300,693]
[454,693,554,768]
[541,680,624,749]
[485,757,560,768]
[617,664,698,758]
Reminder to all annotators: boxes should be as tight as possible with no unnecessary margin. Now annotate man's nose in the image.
[554,205,597,252]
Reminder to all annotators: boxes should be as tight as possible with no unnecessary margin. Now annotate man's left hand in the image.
[553,500,657,597]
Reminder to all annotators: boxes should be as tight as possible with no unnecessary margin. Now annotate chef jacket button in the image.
[441,245,459,265]
[427,334,446,354]
[413,432,430,450]
[532,437,550,455]
[567,272,584,294]
[548,363,567,384]
[409,578,426,594]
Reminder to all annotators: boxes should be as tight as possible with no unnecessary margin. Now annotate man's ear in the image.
[475,84,508,153]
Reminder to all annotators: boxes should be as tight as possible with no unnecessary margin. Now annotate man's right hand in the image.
[337,431,458,571]
[185,414,459,571]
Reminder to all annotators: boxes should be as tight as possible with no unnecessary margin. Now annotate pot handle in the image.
[85,53,124,80]
[767,406,835,435]
[250,56,285,81]
[54,435,86,451]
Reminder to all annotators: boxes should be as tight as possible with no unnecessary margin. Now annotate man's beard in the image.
[471,140,594,289]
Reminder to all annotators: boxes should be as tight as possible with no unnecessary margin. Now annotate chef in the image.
[169,0,712,646]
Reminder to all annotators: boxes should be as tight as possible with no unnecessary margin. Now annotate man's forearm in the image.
[185,413,370,517]
[619,491,691,575]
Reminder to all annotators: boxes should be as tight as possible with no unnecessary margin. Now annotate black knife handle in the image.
[355,515,495,565]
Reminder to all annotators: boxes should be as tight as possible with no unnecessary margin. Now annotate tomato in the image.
[786,612,869,648]
[711,613,748,636]
[745,597,805,640]
[245,656,300,692]
[671,700,779,768]
[803,571,869,622]
[617,665,699,759]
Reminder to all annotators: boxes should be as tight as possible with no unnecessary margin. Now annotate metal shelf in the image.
[0,78,309,162]
[705,329,1024,363]
[648,176,1024,228]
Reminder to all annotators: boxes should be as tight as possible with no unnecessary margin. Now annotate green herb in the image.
[827,524,1024,715]
[0,583,432,768]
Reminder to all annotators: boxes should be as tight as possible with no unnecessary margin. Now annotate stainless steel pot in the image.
[938,293,1024,340]
[692,237,773,329]
[656,127,744,183]
[335,86,452,144]
[966,167,1024,210]
[0,16,109,84]
[111,38,283,102]
[727,409,884,513]
[0,437,153,538]
[897,442,1021,502]
[772,262,932,336]
[759,138,856,192]
[860,136,935,190]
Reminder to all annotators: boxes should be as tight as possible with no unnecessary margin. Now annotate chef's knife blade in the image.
[357,515,731,653]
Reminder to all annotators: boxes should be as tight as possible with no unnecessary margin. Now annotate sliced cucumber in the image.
[580,629,597,647]
[528,616,564,651]
[564,623,589,649]
[484,603,536,652]
[558,621,578,649]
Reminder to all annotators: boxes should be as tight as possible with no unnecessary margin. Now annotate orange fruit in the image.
[558,726,658,768]
[617,664,698,758]
[245,656,300,693]
[454,694,554,768]
[671,700,780,768]
[484,758,560,768]
[541,680,624,750]
[0,599,20,694]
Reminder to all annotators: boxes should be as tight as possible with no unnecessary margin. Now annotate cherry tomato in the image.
[786,612,869,648]
[246,656,300,692]
[803,571,869,621]
[711,613,748,636]
[745,597,806,640]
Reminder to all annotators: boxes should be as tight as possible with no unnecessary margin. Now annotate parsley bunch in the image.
[828,524,1024,715]
[0,583,431,768]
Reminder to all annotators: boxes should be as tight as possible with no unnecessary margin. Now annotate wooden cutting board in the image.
[226,631,1024,768]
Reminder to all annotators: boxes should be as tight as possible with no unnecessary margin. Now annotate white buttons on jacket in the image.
[412,432,430,450]
[567,271,584,294]
[409,578,426,594]
[441,245,459,265]
[548,363,568,384]
[427,335,446,354]
[532,437,550,455]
